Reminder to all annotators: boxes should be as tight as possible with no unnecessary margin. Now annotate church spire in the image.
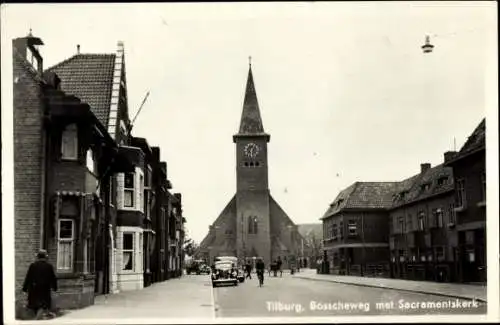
[237,59,265,135]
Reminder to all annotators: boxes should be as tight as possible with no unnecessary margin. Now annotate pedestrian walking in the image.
[245,262,252,279]
[22,249,58,320]
[255,258,265,287]
[277,256,283,277]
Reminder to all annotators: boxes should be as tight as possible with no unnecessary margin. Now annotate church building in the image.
[198,62,303,266]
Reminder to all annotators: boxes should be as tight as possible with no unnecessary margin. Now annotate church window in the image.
[248,216,258,234]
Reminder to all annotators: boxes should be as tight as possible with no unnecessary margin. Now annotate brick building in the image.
[389,162,456,282]
[13,32,184,315]
[445,119,486,283]
[321,182,396,277]
[320,119,486,284]
[198,63,303,267]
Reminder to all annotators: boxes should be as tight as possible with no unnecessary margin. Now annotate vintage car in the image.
[214,256,245,283]
[211,260,239,287]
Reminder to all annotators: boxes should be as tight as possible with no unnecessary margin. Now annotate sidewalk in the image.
[24,274,215,323]
[294,268,487,303]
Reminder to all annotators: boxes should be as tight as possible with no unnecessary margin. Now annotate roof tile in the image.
[45,54,116,126]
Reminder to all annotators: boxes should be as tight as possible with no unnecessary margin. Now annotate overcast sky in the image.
[1,2,497,243]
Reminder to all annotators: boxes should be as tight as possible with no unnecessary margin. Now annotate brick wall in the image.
[13,48,44,300]
[236,191,272,264]
[236,139,269,191]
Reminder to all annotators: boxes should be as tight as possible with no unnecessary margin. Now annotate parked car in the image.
[214,256,245,283]
[211,260,239,287]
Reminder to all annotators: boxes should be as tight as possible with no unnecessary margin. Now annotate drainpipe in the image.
[40,111,50,249]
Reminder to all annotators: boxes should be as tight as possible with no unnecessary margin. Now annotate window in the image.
[61,124,78,160]
[122,233,134,271]
[436,247,445,261]
[398,216,405,234]
[437,177,448,186]
[456,178,466,208]
[86,149,95,173]
[124,173,135,207]
[144,190,150,218]
[481,172,486,202]
[248,216,258,234]
[139,174,144,211]
[406,214,413,232]
[339,221,344,238]
[448,203,456,224]
[421,183,431,191]
[57,219,75,271]
[348,220,357,236]
[436,208,444,228]
[398,249,405,262]
[332,224,338,239]
[418,212,425,231]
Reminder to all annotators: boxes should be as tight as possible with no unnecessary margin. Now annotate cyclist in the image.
[255,258,265,287]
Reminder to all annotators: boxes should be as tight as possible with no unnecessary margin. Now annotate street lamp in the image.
[421,35,434,53]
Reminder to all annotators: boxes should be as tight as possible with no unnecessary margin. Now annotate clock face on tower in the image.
[244,142,260,158]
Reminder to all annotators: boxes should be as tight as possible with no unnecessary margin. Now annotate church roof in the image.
[45,54,116,127]
[235,64,269,137]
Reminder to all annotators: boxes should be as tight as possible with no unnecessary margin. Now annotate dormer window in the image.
[61,123,78,160]
[399,191,408,200]
[421,183,431,191]
[437,177,448,186]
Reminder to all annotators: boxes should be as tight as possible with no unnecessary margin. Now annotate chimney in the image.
[444,151,457,163]
[12,30,44,75]
[420,163,431,173]
[77,44,80,54]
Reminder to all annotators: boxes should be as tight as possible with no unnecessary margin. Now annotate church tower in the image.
[198,60,303,267]
[233,61,272,264]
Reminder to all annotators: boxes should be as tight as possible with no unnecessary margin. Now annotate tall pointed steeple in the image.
[238,59,265,134]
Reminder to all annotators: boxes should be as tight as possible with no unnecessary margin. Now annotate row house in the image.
[444,119,486,283]
[320,119,486,284]
[320,182,396,277]
[168,192,185,278]
[389,162,457,282]
[13,32,184,316]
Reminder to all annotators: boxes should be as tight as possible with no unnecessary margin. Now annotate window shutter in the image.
[117,173,124,209]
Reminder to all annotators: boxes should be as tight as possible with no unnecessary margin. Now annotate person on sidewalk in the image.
[22,249,58,320]
[255,258,265,287]
[277,257,283,277]
[245,262,252,279]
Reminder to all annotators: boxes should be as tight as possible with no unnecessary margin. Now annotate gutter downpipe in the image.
[40,96,50,250]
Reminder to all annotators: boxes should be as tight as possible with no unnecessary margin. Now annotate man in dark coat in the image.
[22,249,58,319]
[277,256,283,277]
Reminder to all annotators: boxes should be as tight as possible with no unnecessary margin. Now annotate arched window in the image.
[61,123,78,160]
[248,216,258,234]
